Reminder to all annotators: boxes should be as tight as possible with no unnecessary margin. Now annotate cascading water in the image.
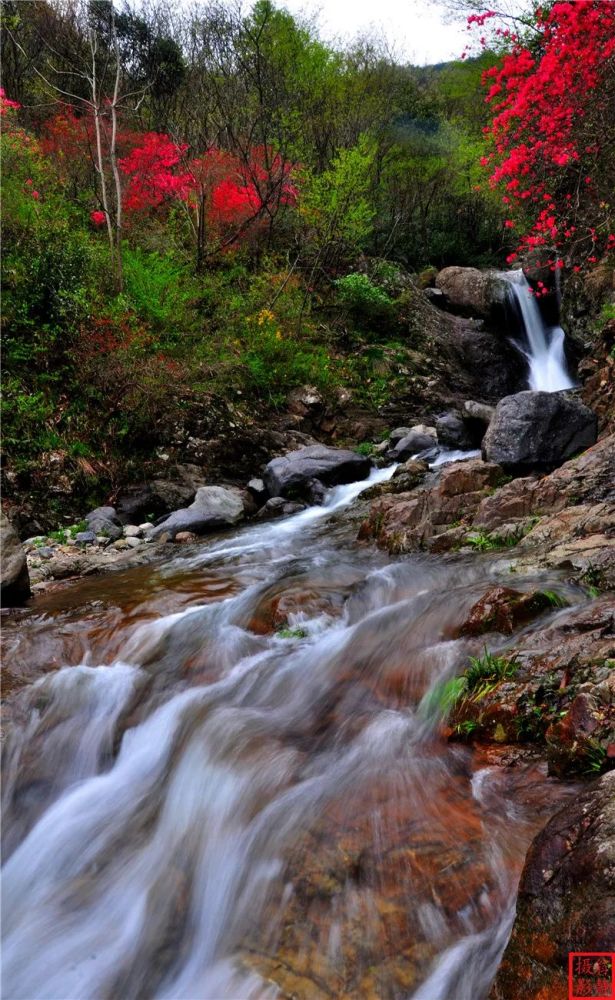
[504,268,575,391]
[1,466,580,1000]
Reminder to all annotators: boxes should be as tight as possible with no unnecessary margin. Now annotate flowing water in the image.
[1,465,580,1000]
[505,268,575,391]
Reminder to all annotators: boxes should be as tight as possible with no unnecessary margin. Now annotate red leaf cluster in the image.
[477,1,615,269]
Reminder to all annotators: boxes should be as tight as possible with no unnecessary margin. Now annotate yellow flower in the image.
[275,330,282,340]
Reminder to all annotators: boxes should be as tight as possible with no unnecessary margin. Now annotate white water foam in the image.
[505,269,574,391]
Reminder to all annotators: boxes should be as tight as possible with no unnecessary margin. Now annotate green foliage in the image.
[335,273,394,321]
[583,738,607,775]
[119,248,200,334]
[275,626,309,639]
[465,648,518,692]
[299,135,376,261]
[465,531,501,551]
[539,590,568,609]
[355,441,376,456]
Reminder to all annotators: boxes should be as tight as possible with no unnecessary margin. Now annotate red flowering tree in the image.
[119,134,297,268]
[476,1,615,271]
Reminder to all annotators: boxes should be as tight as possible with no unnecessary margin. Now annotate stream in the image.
[1,463,580,1000]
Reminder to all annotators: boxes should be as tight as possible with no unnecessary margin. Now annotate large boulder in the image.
[482,391,598,472]
[150,485,245,540]
[263,445,372,499]
[0,512,30,606]
[435,266,508,320]
[489,771,615,1000]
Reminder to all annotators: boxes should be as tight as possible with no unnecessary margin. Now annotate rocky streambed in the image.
[1,268,614,998]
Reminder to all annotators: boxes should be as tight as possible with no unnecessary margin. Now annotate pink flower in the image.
[31,190,40,200]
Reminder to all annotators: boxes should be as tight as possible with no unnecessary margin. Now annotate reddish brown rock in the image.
[455,586,556,637]
[489,772,615,1000]
[448,599,615,773]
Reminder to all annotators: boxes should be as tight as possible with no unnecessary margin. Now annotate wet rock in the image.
[263,445,372,500]
[305,478,326,505]
[489,772,615,1000]
[482,391,598,472]
[391,426,437,460]
[359,459,504,552]
[0,512,30,606]
[150,485,245,541]
[362,462,428,501]
[436,411,476,450]
[455,586,557,637]
[435,266,508,319]
[256,497,306,521]
[389,427,413,446]
[449,598,615,767]
[174,531,199,543]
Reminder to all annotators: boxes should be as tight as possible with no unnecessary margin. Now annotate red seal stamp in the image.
[569,954,615,999]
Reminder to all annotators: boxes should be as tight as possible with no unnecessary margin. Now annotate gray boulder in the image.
[85,505,123,541]
[436,411,475,450]
[482,391,598,471]
[263,445,372,499]
[389,427,413,446]
[86,505,120,525]
[392,425,437,460]
[435,266,508,319]
[151,485,245,540]
[0,512,30,606]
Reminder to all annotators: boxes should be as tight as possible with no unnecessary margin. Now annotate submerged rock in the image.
[489,772,615,1000]
[0,512,30,606]
[455,586,558,637]
[482,390,597,471]
[263,445,372,499]
[256,497,306,521]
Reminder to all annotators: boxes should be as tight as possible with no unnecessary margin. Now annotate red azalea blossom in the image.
[90,210,107,226]
[475,0,615,269]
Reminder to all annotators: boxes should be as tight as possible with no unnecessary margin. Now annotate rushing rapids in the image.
[1,465,580,1000]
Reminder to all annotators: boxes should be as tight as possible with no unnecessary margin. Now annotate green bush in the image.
[335,272,394,321]
[3,222,102,370]
[120,248,200,335]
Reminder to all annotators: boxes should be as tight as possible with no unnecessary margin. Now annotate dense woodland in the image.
[1,0,614,514]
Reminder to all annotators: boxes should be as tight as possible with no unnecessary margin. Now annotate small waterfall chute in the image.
[504,269,574,392]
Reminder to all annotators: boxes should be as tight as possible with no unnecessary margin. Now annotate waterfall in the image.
[504,269,574,392]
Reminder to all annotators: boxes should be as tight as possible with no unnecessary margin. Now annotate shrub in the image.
[335,272,394,321]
